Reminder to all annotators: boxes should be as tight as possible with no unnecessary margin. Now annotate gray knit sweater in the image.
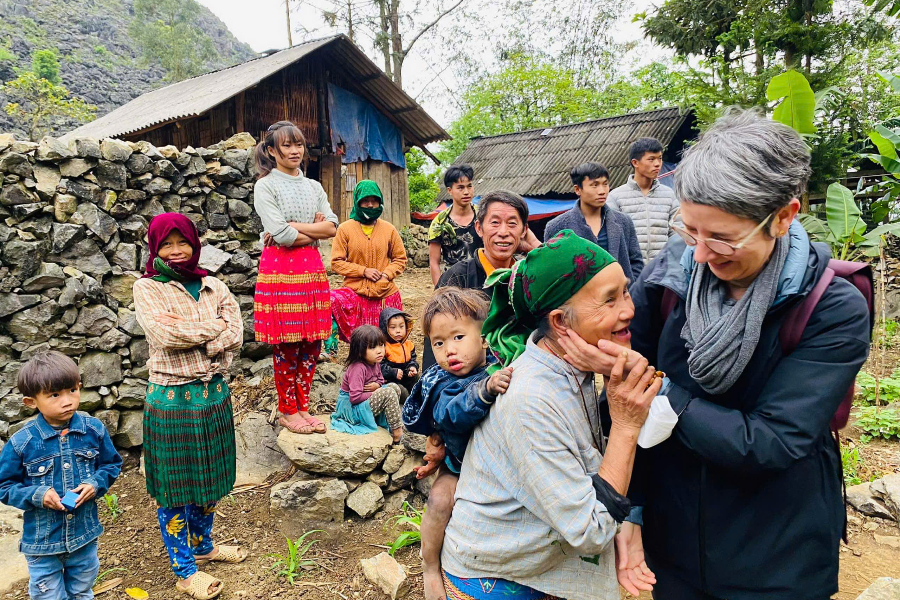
[606,175,681,261]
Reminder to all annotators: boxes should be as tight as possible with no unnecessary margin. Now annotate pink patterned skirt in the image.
[254,245,331,344]
[330,287,403,343]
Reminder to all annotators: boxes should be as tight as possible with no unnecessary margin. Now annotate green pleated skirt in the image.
[143,375,236,508]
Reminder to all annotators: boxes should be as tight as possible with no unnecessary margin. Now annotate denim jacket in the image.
[0,411,122,555]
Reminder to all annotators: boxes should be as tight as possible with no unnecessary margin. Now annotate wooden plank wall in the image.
[338,160,410,228]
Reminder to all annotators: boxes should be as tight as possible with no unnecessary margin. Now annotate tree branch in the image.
[401,0,465,57]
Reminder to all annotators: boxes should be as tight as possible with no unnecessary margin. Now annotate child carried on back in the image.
[401,287,513,600]
[331,325,405,442]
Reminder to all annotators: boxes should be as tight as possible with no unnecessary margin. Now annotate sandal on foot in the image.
[305,415,326,434]
[195,545,248,564]
[175,571,222,600]
[278,416,315,434]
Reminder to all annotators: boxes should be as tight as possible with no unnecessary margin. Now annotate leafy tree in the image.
[129,0,217,82]
[2,71,96,141]
[406,148,440,212]
[437,53,606,162]
[31,49,60,85]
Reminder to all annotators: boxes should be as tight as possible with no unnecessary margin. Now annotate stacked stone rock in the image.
[0,131,269,449]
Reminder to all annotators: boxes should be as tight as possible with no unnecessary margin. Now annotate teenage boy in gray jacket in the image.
[607,137,681,261]
[544,162,643,281]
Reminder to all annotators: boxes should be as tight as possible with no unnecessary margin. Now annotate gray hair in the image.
[535,301,577,341]
[674,108,812,224]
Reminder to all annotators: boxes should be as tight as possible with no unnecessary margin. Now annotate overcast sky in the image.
[196,0,662,126]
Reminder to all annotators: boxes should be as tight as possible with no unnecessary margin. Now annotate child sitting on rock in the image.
[378,307,419,401]
[401,286,513,600]
[331,325,405,442]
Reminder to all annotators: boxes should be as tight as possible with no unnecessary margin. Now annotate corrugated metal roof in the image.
[62,34,448,147]
[444,107,694,200]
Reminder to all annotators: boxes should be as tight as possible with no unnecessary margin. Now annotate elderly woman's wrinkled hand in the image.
[606,351,661,433]
[557,328,645,376]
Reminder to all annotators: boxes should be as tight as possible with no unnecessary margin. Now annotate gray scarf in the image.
[681,235,790,395]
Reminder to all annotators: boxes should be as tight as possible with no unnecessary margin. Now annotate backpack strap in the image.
[660,287,678,322]
[779,267,835,355]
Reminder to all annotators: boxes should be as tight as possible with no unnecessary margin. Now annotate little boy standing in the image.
[0,351,122,600]
[401,287,512,600]
[378,308,419,399]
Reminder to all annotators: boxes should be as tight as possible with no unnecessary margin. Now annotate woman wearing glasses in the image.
[253,121,339,435]
[558,109,870,599]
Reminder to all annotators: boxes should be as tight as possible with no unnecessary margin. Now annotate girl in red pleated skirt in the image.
[253,121,338,435]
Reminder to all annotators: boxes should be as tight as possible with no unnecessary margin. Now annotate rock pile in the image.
[0,131,271,446]
[399,224,430,268]
[271,417,430,520]
[847,474,900,523]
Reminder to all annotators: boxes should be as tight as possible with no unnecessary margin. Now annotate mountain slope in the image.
[0,0,258,137]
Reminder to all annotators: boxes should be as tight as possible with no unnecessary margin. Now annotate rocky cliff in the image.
[0,0,257,137]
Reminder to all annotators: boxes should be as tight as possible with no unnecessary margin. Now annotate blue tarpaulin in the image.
[411,196,576,222]
[328,83,406,168]
[659,161,678,188]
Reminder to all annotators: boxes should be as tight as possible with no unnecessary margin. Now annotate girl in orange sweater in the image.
[330,180,408,343]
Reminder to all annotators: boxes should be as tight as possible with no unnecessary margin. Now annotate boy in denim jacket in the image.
[0,351,122,599]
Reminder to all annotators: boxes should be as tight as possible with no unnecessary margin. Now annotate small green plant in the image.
[874,319,900,349]
[854,405,900,442]
[856,369,900,404]
[841,445,863,486]
[94,567,127,586]
[103,493,122,519]
[267,530,323,584]
[386,502,424,556]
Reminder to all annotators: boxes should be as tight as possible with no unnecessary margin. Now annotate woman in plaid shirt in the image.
[133,213,247,599]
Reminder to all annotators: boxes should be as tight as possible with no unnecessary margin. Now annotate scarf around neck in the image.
[142,213,207,281]
[681,233,790,395]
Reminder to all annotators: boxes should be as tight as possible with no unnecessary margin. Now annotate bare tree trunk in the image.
[347,0,354,43]
[390,0,403,87]
[377,0,393,79]
[285,0,293,47]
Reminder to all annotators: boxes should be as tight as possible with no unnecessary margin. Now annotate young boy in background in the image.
[378,307,419,401]
[401,287,513,600]
[0,351,122,600]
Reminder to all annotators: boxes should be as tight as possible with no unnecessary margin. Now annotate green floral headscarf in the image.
[350,179,384,224]
[482,229,617,369]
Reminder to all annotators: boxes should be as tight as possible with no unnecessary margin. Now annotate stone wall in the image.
[0,131,278,446]
[0,131,431,449]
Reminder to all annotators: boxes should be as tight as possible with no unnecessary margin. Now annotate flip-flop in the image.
[278,416,315,434]
[195,545,248,564]
[175,571,222,600]
[304,415,327,434]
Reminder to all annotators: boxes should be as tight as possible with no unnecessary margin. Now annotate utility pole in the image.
[285,0,293,47]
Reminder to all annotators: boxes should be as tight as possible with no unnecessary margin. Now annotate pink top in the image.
[341,361,385,404]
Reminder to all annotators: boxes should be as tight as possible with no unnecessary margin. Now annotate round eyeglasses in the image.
[669,211,775,256]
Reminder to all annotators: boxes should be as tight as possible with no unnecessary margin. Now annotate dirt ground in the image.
[5,267,900,600]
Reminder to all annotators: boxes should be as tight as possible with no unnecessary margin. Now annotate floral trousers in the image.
[157,503,216,579]
[273,341,321,414]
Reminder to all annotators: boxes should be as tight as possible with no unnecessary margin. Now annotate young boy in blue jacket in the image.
[401,287,512,600]
[0,351,122,600]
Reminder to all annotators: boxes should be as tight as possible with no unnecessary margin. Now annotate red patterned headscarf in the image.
[142,213,207,280]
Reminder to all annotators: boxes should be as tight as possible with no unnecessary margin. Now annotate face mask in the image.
[357,204,383,223]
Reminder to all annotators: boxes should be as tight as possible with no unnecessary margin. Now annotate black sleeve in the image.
[590,474,632,523]
[380,362,396,381]
[624,217,645,281]
[409,346,419,371]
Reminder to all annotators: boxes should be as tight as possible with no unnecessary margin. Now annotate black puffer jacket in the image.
[627,231,870,600]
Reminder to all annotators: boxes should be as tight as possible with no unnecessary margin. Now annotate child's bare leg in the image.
[422,468,458,600]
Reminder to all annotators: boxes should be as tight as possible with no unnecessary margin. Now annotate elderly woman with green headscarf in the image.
[439,230,665,600]
[330,180,408,345]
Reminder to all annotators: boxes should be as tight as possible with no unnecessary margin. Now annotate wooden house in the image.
[63,34,449,227]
